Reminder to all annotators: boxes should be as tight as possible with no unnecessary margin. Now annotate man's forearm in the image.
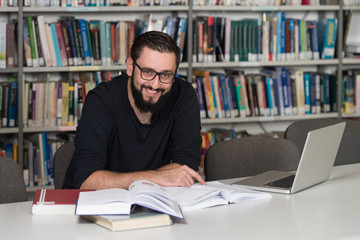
[80,163,205,190]
[80,169,158,190]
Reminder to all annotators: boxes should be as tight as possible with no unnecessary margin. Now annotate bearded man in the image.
[63,31,205,190]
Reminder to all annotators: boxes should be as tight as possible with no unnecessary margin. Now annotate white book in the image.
[224,17,231,62]
[0,22,6,68]
[45,23,57,67]
[37,16,52,67]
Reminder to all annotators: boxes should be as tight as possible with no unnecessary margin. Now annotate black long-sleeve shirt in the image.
[62,74,202,189]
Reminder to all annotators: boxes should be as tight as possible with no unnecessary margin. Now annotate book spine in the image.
[6,23,15,67]
[50,23,62,66]
[7,82,18,127]
[79,19,92,65]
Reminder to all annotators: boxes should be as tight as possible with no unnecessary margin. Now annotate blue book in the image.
[210,75,219,118]
[321,18,338,59]
[310,20,320,60]
[7,82,17,127]
[195,76,207,119]
[105,22,112,65]
[280,12,286,61]
[41,132,48,185]
[304,72,311,114]
[227,75,239,117]
[65,19,78,65]
[281,68,292,116]
[99,20,106,66]
[218,73,231,118]
[79,19,92,66]
[175,17,188,62]
[266,76,274,115]
[50,23,62,66]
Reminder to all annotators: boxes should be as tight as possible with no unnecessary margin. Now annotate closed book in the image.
[32,189,94,215]
[79,19,91,66]
[54,22,68,66]
[6,23,15,67]
[82,208,172,232]
[7,82,17,127]
[37,16,52,67]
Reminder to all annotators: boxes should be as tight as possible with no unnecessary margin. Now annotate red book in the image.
[32,189,94,215]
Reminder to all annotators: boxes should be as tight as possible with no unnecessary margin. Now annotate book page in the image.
[129,180,183,219]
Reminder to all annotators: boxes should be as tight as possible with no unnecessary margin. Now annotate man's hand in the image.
[154,163,206,188]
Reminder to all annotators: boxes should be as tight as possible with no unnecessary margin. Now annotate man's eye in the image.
[161,73,171,78]
[143,70,154,76]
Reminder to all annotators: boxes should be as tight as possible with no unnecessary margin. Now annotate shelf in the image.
[0,7,18,12]
[23,126,77,133]
[343,58,360,65]
[26,185,54,192]
[0,67,20,73]
[343,6,360,10]
[192,5,340,12]
[192,59,339,69]
[23,6,189,13]
[201,113,339,124]
[0,127,20,134]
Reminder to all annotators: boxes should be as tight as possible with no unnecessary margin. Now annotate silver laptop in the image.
[232,122,346,194]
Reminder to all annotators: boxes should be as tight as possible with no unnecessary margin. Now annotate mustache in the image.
[141,85,165,93]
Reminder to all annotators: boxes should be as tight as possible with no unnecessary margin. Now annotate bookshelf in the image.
[1,0,360,191]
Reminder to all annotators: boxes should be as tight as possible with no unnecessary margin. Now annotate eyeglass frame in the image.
[133,60,176,84]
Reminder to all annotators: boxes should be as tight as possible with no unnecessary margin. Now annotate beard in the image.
[130,75,171,113]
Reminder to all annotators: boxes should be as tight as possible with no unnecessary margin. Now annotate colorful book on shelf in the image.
[7,81,17,127]
[32,189,94,215]
[0,22,6,68]
[6,23,15,68]
[27,16,39,67]
[321,18,338,59]
[78,19,92,66]
[82,207,172,232]
[54,22,69,66]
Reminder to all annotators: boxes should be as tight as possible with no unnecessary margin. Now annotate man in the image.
[63,31,205,190]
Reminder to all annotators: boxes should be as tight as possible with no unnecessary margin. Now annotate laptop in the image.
[232,122,346,194]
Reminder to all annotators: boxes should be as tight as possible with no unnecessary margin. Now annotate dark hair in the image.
[130,31,181,69]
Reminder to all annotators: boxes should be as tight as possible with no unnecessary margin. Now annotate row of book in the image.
[193,14,338,63]
[23,71,115,128]
[23,133,68,187]
[20,15,187,68]
[193,0,322,6]
[23,0,187,7]
[343,0,360,5]
[194,69,341,119]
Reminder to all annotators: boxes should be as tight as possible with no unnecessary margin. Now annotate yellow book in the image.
[61,82,69,126]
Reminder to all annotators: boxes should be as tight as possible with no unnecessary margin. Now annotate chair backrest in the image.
[204,137,300,181]
[0,156,27,204]
[284,118,360,166]
[54,142,75,189]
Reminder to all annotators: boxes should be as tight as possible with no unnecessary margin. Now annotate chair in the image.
[284,118,360,166]
[204,137,300,181]
[0,156,27,204]
[53,142,75,189]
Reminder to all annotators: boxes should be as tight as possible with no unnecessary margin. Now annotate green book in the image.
[27,16,38,67]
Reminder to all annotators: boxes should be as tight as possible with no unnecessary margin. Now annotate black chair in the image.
[53,142,75,189]
[284,118,360,166]
[204,137,300,181]
[0,156,28,204]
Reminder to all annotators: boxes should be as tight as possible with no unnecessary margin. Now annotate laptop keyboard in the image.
[264,175,295,188]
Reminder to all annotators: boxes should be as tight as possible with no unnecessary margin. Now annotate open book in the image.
[76,180,271,218]
[166,181,272,211]
[76,180,184,218]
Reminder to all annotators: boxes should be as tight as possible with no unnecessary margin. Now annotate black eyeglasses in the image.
[133,60,175,84]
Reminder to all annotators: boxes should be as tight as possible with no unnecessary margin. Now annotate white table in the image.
[1,163,360,240]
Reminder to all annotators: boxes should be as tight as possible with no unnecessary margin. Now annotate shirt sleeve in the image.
[169,82,202,171]
[62,88,114,189]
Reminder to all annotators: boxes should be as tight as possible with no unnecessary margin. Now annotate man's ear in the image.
[126,57,133,76]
